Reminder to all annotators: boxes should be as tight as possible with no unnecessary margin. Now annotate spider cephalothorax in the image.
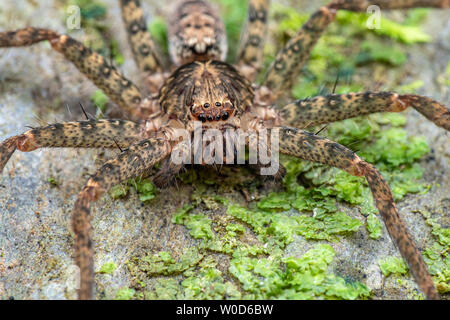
[160,60,254,126]
[0,0,449,300]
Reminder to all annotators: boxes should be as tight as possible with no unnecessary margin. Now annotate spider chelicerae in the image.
[0,0,449,300]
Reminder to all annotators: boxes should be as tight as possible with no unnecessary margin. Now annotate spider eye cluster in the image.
[190,100,234,122]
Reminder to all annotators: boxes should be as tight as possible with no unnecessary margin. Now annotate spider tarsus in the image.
[361,161,439,300]
[72,188,95,300]
[398,94,450,131]
[0,137,18,173]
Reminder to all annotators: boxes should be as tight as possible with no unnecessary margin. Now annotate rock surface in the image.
[0,0,448,300]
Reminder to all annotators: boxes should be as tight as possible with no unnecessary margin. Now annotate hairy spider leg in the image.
[0,28,144,119]
[0,120,143,173]
[263,6,336,100]
[73,137,171,299]
[120,0,165,74]
[236,0,270,81]
[280,92,450,130]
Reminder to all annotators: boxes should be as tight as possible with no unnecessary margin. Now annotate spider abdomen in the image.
[168,0,227,65]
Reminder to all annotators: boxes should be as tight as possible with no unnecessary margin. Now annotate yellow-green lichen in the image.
[109,184,129,199]
[99,261,117,275]
[378,256,409,277]
[336,10,432,44]
[47,176,60,187]
[366,213,382,240]
[115,287,135,300]
[229,244,371,299]
[127,248,203,277]
[418,210,450,293]
[148,17,169,56]
[129,178,158,202]
[90,90,109,115]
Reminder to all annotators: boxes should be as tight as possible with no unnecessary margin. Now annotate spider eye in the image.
[198,114,206,122]
[204,103,210,108]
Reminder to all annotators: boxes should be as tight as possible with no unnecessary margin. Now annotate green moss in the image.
[148,17,169,56]
[99,261,117,274]
[355,41,406,66]
[182,258,242,299]
[228,186,362,244]
[418,210,450,293]
[271,3,310,39]
[115,287,135,300]
[129,178,158,202]
[361,128,430,167]
[397,80,424,93]
[257,192,292,211]
[366,213,382,240]
[378,257,409,276]
[212,0,247,62]
[403,9,430,26]
[109,40,125,66]
[72,0,106,20]
[109,184,129,199]
[336,10,431,44]
[437,61,450,87]
[229,244,371,299]
[144,278,181,300]
[172,206,214,240]
[47,176,60,186]
[128,248,203,277]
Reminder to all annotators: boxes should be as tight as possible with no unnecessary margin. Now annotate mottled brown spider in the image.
[0,0,449,300]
